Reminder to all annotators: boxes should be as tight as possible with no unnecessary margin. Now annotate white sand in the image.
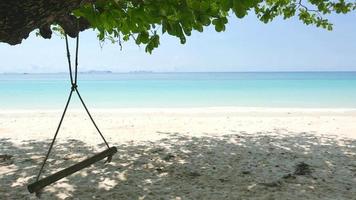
[0,108,355,199]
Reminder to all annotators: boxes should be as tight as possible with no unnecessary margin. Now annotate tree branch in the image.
[0,0,92,45]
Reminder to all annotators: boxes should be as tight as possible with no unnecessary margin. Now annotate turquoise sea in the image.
[1,72,356,109]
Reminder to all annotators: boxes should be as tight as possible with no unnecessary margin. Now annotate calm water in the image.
[0,72,356,109]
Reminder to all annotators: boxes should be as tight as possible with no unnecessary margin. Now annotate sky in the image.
[0,13,356,73]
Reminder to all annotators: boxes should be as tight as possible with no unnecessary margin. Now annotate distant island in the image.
[81,70,113,74]
[128,70,154,74]
[0,70,157,75]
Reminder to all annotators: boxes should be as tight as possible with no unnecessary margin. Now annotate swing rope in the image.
[34,33,111,183]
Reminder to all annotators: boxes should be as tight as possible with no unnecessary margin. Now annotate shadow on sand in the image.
[1,131,355,199]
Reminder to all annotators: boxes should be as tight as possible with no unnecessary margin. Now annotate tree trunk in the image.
[0,0,91,45]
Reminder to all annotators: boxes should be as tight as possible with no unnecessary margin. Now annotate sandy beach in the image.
[1,108,356,199]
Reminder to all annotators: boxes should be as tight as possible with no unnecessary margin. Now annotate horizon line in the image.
[2,70,356,74]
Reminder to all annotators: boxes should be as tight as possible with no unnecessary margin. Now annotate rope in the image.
[64,34,74,85]
[35,32,111,182]
[75,88,110,149]
[74,34,79,85]
[35,90,73,181]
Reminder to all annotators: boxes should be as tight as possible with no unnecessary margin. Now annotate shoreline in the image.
[1,106,356,114]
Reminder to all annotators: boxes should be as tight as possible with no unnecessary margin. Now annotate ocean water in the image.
[0,72,356,109]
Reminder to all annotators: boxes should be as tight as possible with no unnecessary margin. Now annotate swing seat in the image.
[28,147,117,194]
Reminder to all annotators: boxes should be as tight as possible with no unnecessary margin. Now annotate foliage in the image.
[71,0,356,53]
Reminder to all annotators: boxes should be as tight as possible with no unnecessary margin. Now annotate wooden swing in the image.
[27,33,117,196]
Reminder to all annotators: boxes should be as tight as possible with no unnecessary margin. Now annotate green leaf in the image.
[69,0,352,53]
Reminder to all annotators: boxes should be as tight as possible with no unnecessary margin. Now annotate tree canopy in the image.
[0,0,355,52]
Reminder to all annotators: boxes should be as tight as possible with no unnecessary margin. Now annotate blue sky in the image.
[0,13,355,73]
